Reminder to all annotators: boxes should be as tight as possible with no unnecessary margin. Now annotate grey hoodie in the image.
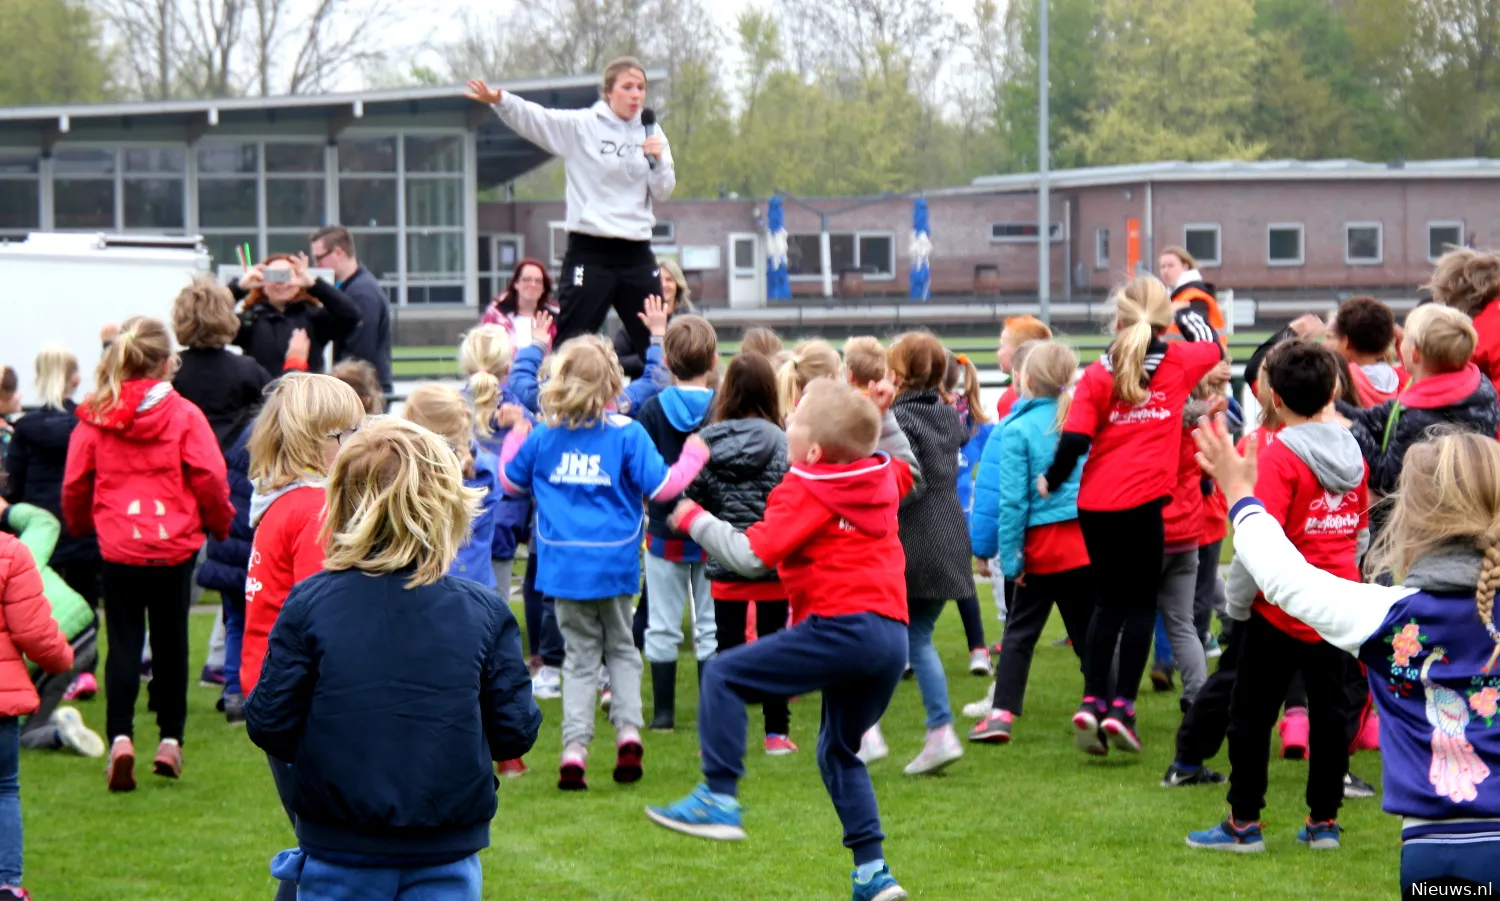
[249,477,321,529]
[492,95,675,242]
[1226,421,1369,619]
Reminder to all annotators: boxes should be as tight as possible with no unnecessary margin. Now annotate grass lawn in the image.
[19,584,1397,900]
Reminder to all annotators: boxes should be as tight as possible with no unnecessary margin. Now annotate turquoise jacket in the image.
[969,397,1085,580]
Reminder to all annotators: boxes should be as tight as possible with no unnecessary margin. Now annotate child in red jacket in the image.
[61,317,233,792]
[648,379,922,901]
[0,531,73,900]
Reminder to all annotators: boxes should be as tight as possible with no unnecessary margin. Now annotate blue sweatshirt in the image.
[1230,498,1500,840]
[448,447,501,589]
[634,385,714,560]
[502,414,671,600]
[509,340,666,419]
[467,383,535,562]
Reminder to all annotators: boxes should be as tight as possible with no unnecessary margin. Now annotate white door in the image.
[728,232,763,308]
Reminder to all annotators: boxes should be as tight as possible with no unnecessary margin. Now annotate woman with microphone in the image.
[467,58,674,360]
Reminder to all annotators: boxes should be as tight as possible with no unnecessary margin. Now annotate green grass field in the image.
[18,583,1397,900]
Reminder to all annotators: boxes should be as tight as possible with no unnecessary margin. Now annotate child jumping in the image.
[650,378,920,901]
[245,418,541,901]
[499,336,708,790]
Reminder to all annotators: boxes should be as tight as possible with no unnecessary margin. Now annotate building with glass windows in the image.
[0,75,608,309]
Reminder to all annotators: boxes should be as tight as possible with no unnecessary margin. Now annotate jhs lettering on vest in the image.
[549,451,612,487]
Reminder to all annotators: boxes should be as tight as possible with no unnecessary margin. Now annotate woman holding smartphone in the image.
[467,57,673,359]
[233,253,362,378]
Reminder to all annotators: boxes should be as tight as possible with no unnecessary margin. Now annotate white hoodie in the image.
[492,94,675,242]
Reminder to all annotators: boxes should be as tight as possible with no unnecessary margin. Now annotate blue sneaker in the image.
[1186,818,1266,852]
[645,784,746,841]
[850,863,908,901]
[1296,818,1341,850]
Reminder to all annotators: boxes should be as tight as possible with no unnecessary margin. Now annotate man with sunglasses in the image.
[310,226,393,394]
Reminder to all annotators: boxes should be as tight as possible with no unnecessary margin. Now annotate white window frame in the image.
[1267,222,1305,267]
[786,230,897,282]
[548,221,569,268]
[1343,221,1383,266]
[651,220,675,242]
[989,221,1063,244]
[1094,226,1110,270]
[1427,220,1466,262]
[1182,223,1222,267]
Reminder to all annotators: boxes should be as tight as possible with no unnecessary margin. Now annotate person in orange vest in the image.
[1160,246,1228,337]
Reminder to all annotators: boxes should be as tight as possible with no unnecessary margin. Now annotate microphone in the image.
[641,108,658,170]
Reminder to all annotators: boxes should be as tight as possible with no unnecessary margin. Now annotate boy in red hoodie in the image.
[61,316,233,792]
[648,379,920,901]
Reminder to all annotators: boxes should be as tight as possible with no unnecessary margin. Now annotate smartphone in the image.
[263,267,292,284]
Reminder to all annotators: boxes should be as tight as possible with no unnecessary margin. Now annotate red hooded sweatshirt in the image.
[1162,426,1205,554]
[742,452,913,625]
[1470,302,1500,386]
[62,380,233,566]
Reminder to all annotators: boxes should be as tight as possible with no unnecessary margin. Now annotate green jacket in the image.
[1,503,92,640]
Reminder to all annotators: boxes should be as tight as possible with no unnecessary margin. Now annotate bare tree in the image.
[96,0,176,98]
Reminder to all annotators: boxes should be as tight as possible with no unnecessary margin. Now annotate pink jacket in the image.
[0,532,73,716]
[480,305,559,346]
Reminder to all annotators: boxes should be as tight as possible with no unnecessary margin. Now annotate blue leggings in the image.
[271,849,482,901]
[1402,833,1500,891]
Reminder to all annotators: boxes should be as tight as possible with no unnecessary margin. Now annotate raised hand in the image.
[286,328,311,363]
[465,80,502,105]
[290,252,316,288]
[639,294,670,337]
[532,309,555,349]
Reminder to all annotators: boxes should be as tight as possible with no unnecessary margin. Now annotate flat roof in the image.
[970,158,1500,191]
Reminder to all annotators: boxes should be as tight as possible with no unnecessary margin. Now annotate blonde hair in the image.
[1427,248,1500,318]
[322,418,484,589]
[88,316,174,417]
[1405,303,1479,373]
[459,325,514,438]
[331,360,385,415]
[1366,432,1500,672]
[602,56,647,98]
[843,336,888,385]
[741,327,784,359]
[34,345,78,411]
[791,379,881,463]
[247,373,365,491]
[171,277,240,349]
[403,384,476,478]
[776,340,841,421]
[1020,341,1077,433]
[1108,275,1174,404]
[539,336,622,429]
[1161,245,1198,270]
[659,257,694,312]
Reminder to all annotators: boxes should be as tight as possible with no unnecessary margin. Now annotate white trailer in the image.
[0,233,210,404]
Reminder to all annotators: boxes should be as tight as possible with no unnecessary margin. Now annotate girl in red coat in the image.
[61,316,234,791]
[1041,276,1222,755]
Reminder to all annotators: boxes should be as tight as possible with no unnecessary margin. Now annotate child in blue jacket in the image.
[947,352,996,674]
[402,384,502,589]
[968,342,1094,746]
[195,423,254,722]
[245,418,540,901]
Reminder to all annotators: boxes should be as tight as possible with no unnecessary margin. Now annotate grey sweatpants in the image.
[1160,550,1207,700]
[21,630,98,749]
[556,595,644,747]
[643,556,716,664]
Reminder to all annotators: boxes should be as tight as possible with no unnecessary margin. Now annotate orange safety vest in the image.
[1168,285,1230,353]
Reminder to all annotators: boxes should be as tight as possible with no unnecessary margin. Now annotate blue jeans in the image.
[907,599,952,729]
[223,588,245,696]
[271,849,482,901]
[0,717,21,886]
[1402,833,1500,890]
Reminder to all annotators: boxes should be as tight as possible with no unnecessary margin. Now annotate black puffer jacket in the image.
[892,389,974,602]
[686,417,788,584]
[2,402,99,566]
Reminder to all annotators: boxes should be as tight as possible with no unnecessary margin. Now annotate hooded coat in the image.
[685,417,788,585]
[3,401,99,566]
[634,386,715,555]
[892,389,975,602]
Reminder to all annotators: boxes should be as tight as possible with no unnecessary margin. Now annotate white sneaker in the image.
[968,648,993,676]
[857,724,888,764]
[532,665,562,700]
[54,706,106,758]
[962,683,996,719]
[903,724,964,776]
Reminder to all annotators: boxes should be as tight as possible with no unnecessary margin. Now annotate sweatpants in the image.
[102,560,195,743]
[1226,612,1355,824]
[1159,550,1206,699]
[20,630,98,750]
[206,607,226,670]
[992,566,1093,715]
[1078,501,1166,702]
[554,596,644,747]
[55,560,102,674]
[553,233,657,359]
[700,612,907,865]
[270,848,482,901]
[1402,832,1500,891]
[522,551,563,667]
[713,599,791,736]
[643,556,716,664]
[222,588,245,696]
[1193,541,1223,643]
[955,595,987,651]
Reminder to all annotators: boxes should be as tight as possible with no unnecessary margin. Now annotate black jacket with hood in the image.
[2,402,100,566]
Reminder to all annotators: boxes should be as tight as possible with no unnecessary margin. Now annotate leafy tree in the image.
[0,0,114,105]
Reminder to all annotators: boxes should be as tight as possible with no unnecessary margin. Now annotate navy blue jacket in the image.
[333,265,394,392]
[243,568,541,866]
[197,425,254,595]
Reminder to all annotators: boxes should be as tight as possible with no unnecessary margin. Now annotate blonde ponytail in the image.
[776,340,840,423]
[459,325,513,438]
[1020,341,1077,433]
[1107,275,1172,405]
[403,383,477,479]
[89,317,173,417]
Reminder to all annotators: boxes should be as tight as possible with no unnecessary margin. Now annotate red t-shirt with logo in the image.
[1063,342,1223,512]
[1250,438,1368,642]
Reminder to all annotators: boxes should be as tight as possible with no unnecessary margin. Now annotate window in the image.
[1268,224,1305,266]
[1183,224,1221,267]
[785,231,895,279]
[1095,227,1110,269]
[651,221,675,243]
[990,221,1063,243]
[549,222,569,268]
[1344,222,1383,265]
[197,141,260,264]
[1428,221,1465,261]
[53,148,115,230]
[0,151,40,239]
[121,147,185,232]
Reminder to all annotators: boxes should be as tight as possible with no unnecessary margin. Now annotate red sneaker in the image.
[64,672,98,701]
[764,734,799,756]
[614,734,644,783]
[153,740,183,779]
[0,885,35,900]
[558,746,588,791]
[496,758,528,778]
[1279,707,1310,760]
[107,737,136,792]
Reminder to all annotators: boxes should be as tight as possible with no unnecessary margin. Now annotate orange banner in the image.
[1126,218,1141,275]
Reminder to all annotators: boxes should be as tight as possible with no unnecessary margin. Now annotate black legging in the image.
[1078,500,1166,702]
[553,233,656,359]
[713,599,792,736]
[991,566,1093,715]
[955,595,987,652]
[56,560,102,674]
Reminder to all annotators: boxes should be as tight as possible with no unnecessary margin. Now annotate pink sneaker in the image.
[765,734,798,755]
[64,672,98,701]
[1354,708,1381,752]
[1279,707,1310,760]
[558,744,588,791]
